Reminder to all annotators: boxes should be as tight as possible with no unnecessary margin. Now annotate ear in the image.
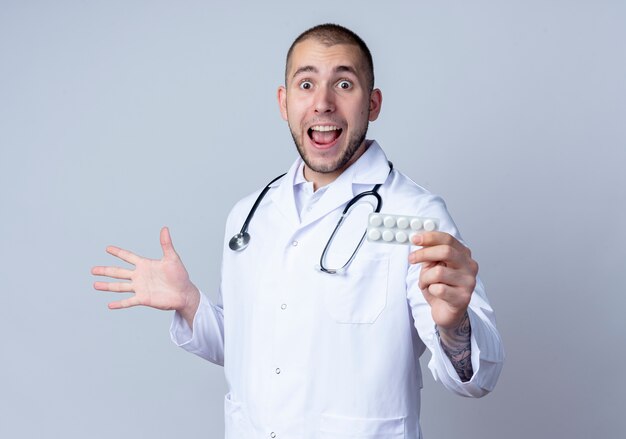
[368,88,383,121]
[277,86,288,121]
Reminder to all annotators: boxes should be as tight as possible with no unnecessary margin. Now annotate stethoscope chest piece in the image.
[229,232,251,251]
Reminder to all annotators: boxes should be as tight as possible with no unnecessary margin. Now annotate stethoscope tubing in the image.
[229,161,393,273]
[317,187,383,274]
[239,172,286,237]
[228,172,286,252]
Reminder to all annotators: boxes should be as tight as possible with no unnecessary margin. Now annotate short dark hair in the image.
[285,23,375,91]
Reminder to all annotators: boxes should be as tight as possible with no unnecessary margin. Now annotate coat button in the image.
[281,303,287,310]
[275,368,281,374]
[270,433,276,438]
[292,240,298,246]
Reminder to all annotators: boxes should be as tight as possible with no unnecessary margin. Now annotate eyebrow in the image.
[291,65,358,80]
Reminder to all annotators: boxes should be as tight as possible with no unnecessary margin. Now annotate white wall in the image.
[1,1,624,437]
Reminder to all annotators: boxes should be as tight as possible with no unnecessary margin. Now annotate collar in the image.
[293,162,307,186]
[269,140,390,189]
[269,140,391,228]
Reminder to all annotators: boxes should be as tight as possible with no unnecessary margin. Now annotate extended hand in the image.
[408,231,478,330]
[92,227,200,321]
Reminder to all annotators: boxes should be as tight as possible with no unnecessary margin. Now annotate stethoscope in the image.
[229,162,393,274]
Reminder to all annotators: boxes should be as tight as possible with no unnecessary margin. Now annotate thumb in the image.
[160,226,177,258]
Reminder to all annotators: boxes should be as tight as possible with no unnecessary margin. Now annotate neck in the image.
[304,140,370,191]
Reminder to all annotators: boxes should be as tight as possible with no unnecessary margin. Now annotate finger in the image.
[409,245,466,267]
[420,261,438,272]
[91,266,133,280]
[160,226,177,258]
[93,281,134,293]
[419,264,459,290]
[419,264,476,291]
[106,246,140,265]
[411,231,461,248]
[108,296,141,310]
[423,283,469,308]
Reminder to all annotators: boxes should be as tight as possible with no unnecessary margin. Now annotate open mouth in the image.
[307,125,343,148]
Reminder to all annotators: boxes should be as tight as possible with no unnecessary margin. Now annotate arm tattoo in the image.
[438,312,473,382]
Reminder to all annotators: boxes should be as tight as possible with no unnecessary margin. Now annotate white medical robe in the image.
[171,141,504,439]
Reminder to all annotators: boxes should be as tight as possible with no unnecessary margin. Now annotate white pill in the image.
[383,216,396,228]
[410,218,423,230]
[382,230,395,242]
[424,219,436,231]
[410,232,419,244]
[396,217,409,229]
[368,229,382,241]
[395,231,408,243]
[369,214,383,227]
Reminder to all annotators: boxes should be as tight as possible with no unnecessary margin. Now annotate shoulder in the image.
[225,173,287,227]
[225,189,262,230]
[384,169,448,213]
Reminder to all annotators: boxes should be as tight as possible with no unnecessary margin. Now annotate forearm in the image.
[438,311,473,382]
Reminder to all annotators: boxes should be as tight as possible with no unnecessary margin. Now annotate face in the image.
[278,39,382,187]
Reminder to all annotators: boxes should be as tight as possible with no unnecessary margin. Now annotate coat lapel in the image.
[299,141,392,229]
[298,167,356,229]
[268,141,392,231]
[268,159,301,229]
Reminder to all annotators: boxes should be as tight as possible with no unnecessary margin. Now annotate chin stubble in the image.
[290,123,368,174]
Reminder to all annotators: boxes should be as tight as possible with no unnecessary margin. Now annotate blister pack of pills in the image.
[367,213,439,245]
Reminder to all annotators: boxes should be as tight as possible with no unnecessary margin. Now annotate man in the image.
[92,24,503,438]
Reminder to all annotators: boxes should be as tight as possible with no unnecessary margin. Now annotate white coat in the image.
[171,141,504,439]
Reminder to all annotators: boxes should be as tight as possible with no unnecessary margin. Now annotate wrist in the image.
[436,311,471,346]
[436,309,468,333]
[178,284,200,326]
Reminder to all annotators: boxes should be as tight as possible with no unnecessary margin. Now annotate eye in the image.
[299,81,313,90]
[337,80,353,90]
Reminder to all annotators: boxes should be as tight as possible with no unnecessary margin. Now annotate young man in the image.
[93,24,503,438]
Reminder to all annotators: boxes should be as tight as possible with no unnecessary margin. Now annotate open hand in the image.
[92,227,199,319]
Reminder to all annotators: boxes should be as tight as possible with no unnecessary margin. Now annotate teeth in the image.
[311,125,340,132]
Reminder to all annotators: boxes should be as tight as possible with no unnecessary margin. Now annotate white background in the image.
[1,1,624,438]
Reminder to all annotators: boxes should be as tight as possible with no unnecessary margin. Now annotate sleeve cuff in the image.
[428,307,504,397]
[170,292,206,347]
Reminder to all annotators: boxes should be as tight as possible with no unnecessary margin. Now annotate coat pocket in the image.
[320,254,390,324]
[319,413,405,438]
[224,392,252,438]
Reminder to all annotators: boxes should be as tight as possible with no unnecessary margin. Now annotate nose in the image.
[313,86,335,114]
